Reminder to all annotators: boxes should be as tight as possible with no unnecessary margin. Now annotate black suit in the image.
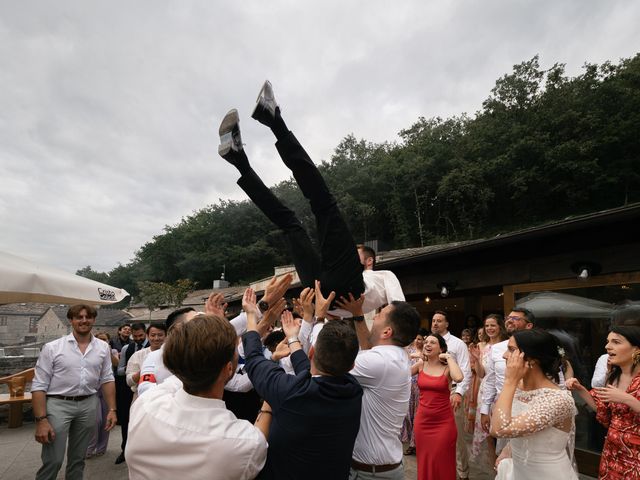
[243,331,363,480]
[237,131,364,302]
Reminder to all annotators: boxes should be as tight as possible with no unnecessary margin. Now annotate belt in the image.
[351,459,402,473]
[47,394,93,401]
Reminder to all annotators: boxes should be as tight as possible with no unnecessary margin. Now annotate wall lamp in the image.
[571,261,601,280]
[437,281,457,298]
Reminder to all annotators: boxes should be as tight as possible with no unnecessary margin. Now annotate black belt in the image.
[47,394,93,401]
[351,460,402,473]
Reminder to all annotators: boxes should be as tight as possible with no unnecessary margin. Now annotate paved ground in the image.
[1,422,594,480]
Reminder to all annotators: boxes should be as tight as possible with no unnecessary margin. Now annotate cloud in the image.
[1,0,638,273]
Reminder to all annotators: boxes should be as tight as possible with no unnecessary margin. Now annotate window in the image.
[0,316,7,326]
[29,317,38,333]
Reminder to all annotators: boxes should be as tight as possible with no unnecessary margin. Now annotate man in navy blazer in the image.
[242,289,363,480]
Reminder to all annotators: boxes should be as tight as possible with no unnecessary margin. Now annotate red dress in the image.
[592,372,640,480]
[414,371,457,480]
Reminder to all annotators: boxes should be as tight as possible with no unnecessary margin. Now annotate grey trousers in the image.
[349,464,404,480]
[36,395,98,480]
[454,398,470,478]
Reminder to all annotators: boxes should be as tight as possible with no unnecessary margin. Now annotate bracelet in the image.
[287,339,301,346]
[259,409,272,415]
[109,408,117,412]
[351,315,365,322]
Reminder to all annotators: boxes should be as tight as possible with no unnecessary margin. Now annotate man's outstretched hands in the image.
[206,292,228,317]
[335,292,365,318]
[242,288,258,316]
[281,310,301,338]
[294,287,315,323]
[314,280,335,319]
[258,298,287,337]
[262,273,293,306]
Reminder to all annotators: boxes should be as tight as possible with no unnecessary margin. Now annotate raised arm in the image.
[335,290,371,350]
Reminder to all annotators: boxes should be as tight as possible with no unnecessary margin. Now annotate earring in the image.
[526,361,532,369]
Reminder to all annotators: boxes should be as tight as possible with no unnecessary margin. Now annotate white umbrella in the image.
[0,251,129,305]
[516,291,613,319]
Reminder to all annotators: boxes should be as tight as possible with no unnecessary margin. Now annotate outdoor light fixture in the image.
[437,281,457,298]
[571,261,602,281]
[424,296,431,304]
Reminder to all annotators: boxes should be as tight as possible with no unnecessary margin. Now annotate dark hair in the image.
[147,323,167,334]
[357,244,376,267]
[387,301,421,347]
[417,327,429,337]
[166,307,196,331]
[67,304,97,320]
[263,330,286,352]
[117,323,131,332]
[606,325,640,386]
[313,320,359,376]
[163,315,236,395]
[484,314,507,341]
[433,310,448,321]
[511,307,535,326]
[513,329,561,382]
[131,322,146,332]
[427,333,448,353]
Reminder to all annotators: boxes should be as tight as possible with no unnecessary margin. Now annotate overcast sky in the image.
[1,0,639,275]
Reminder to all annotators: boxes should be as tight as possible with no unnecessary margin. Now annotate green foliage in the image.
[92,53,640,292]
[136,278,197,311]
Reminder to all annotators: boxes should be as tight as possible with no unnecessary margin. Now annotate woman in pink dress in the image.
[413,333,464,480]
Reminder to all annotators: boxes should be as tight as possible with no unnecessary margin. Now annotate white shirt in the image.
[350,345,410,465]
[126,376,267,480]
[330,269,405,318]
[137,312,248,396]
[442,331,472,397]
[479,339,509,415]
[32,334,114,395]
[126,347,152,393]
[591,353,609,388]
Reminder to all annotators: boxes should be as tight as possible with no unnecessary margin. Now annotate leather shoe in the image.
[251,80,278,127]
[218,109,243,157]
[114,452,126,464]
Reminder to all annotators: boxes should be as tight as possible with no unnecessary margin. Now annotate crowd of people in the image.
[28,81,640,480]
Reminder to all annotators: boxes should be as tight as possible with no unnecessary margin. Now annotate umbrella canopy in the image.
[0,251,129,305]
[515,291,613,319]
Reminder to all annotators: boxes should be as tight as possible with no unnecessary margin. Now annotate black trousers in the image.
[237,131,364,301]
[115,375,133,451]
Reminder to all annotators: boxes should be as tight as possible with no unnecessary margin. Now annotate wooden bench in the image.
[0,368,35,428]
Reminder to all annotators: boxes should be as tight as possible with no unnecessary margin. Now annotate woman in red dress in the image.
[412,333,464,480]
[567,325,640,480]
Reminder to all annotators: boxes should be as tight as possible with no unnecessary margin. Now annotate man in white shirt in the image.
[335,296,420,480]
[430,310,472,480]
[479,308,535,438]
[32,304,116,480]
[126,314,269,480]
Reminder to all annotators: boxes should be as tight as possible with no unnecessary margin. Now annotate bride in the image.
[491,329,577,480]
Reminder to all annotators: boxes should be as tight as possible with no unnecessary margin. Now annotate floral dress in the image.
[471,343,492,456]
[401,344,420,448]
[592,372,640,480]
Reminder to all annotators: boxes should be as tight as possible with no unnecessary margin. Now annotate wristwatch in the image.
[258,300,269,312]
[35,415,48,422]
[351,315,365,322]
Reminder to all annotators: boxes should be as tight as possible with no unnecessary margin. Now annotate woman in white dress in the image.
[491,329,577,480]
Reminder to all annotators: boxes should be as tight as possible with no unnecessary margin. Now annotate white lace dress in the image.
[495,387,578,480]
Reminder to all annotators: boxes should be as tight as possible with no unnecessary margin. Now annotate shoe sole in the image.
[219,109,239,136]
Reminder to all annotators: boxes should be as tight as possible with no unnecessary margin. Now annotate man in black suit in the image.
[242,289,363,480]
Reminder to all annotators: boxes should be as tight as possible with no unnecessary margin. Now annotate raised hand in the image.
[503,348,527,385]
[257,298,287,336]
[281,310,301,339]
[242,288,258,316]
[314,280,335,320]
[271,339,291,361]
[262,273,293,306]
[205,292,228,317]
[335,292,365,317]
[564,377,586,392]
[295,287,315,322]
